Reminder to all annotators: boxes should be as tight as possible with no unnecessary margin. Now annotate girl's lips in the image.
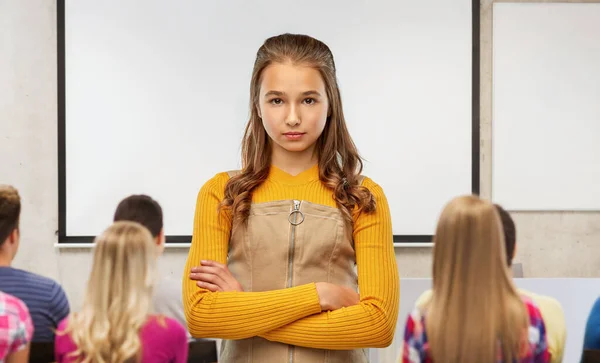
[283,132,305,140]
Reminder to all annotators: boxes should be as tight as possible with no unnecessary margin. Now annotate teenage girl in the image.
[183,33,400,363]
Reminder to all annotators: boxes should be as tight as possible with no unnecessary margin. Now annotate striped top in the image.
[183,164,400,349]
[0,291,33,360]
[153,275,192,340]
[0,267,70,342]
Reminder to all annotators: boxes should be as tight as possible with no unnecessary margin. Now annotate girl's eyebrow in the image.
[302,90,322,97]
[264,90,285,97]
[264,90,322,97]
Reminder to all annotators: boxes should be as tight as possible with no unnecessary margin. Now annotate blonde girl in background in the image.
[55,221,189,363]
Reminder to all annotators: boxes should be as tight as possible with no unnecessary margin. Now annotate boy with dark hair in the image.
[0,185,70,342]
[114,195,189,338]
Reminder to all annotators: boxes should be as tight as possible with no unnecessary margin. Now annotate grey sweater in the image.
[152,275,191,340]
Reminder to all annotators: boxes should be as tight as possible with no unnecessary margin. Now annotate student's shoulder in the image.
[591,297,600,314]
[147,315,188,340]
[148,315,185,329]
[519,289,564,316]
[415,289,433,310]
[12,268,63,292]
[164,316,187,332]
[519,294,546,324]
[1,291,28,314]
[24,271,69,315]
[0,292,34,349]
[56,316,70,333]
[54,317,79,353]
[0,292,31,329]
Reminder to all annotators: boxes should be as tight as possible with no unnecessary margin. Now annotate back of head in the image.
[114,195,163,238]
[65,221,156,363]
[494,204,516,266]
[0,185,20,246]
[426,195,527,363]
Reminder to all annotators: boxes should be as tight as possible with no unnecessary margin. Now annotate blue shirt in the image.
[583,298,600,357]
[0,266,70,342]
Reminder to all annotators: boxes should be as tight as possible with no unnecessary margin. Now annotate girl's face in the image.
[257,62,329,158]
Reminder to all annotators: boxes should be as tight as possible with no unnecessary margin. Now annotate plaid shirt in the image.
[402,295,550,363]
[0,291,34,361]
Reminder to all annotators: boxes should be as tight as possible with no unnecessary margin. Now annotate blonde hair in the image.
[426,195,528,363]
[62,221,156,363]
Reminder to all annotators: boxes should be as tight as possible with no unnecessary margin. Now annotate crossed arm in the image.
[182,174,399,349]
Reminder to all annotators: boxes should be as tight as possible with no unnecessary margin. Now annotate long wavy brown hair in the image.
[221,33,375,227]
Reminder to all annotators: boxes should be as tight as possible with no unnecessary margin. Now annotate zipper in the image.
[287,199,303,363]
[287,200,303,287]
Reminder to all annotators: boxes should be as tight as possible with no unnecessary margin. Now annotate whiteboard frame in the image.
[56,0,481,244]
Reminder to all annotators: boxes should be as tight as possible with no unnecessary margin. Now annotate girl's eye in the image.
[270,98,283,105]
[303,98,316,105]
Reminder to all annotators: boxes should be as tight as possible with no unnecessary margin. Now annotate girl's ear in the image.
[256,104,262,119]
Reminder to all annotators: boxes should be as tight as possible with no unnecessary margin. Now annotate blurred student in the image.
[0,291,33,363]
[414,204,566,363]
[55,222,188,363]
[582,297,600,361]
[113,194,190,337]
[0,185,69,342]
[401,196,549,363]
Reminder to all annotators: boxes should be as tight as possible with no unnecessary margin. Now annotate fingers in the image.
[197,281,221,292]
[192,266,227,276]
[191,260,226,273]
[190,261,243,292]
[200,260,226,269]
[190,272,226,286]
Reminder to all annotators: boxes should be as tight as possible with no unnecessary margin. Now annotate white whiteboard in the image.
[64,0,473,237]
[492,3,600,210]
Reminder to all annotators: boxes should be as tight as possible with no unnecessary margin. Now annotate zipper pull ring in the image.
[288,200,305,226]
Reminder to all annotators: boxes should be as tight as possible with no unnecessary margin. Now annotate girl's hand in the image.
[315,282,360,311]
[189,260,244,292]
[189,263,359,311]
